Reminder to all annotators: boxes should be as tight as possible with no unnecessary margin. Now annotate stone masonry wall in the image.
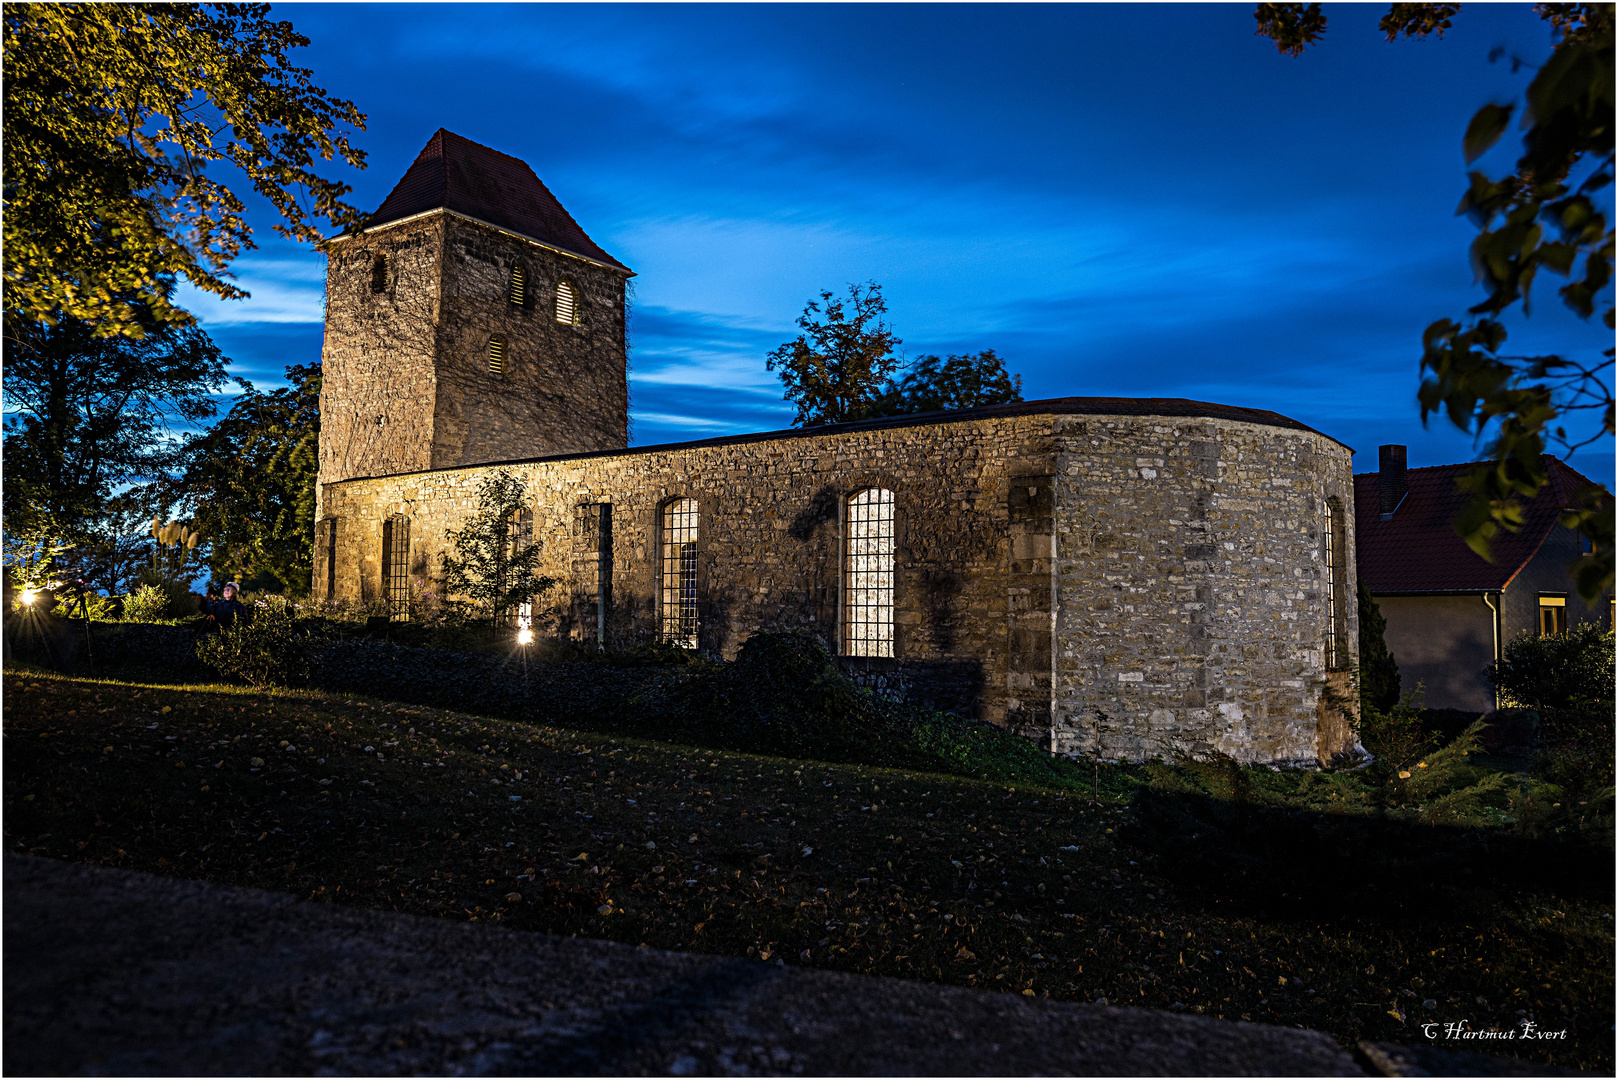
[431,217,629,469]
[318,213,630,504]
[319,217,444,487]
[318,415,1061,727]
[1051,415,1359,766]
[318,408,1360,763]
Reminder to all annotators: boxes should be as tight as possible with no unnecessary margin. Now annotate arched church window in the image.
[488,335,507,375]
[382,514,410,622]
[509,264,527,307]
[1323,497,1346,669]
[845,488,895,658]
[556,280,579,325]
[370,253,388,294]
[659,498,699,648]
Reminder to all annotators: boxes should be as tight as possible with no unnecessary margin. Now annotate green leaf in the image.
[1463,103,1514,163]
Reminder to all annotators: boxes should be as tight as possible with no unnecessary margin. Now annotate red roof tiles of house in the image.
[364,129,630,272]
[1354,456,1604,593]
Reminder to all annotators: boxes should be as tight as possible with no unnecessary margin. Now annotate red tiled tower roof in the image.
[1354,456,1604,592]
[365,129,630,272]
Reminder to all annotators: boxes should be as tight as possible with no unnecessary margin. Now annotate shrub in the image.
[1489,622,1616,713]
[1357,583,1401,712]
[50,592,119,620]
[195,595,312,687]
[121,584,170,623]
[634,630,1085,789]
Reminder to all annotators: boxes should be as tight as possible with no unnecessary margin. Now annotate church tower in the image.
[317,129,633,490]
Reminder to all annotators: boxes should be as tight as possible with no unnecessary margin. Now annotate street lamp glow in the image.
[517,628,534,645]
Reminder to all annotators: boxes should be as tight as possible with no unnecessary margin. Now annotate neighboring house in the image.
[1354,445,1612,713]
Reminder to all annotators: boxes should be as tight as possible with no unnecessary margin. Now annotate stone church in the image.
[315,129,1362,766]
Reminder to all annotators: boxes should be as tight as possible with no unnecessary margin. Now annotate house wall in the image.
[1373,595,1497,714]
[1052,415,1359,765]
[1501,522,1611,641]
[319,409,1358,764]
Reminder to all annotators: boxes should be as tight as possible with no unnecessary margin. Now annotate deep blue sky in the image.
[182,2,1614,486]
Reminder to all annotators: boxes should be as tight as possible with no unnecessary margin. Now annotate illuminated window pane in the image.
[660,498,699,648]
[845,488,895,658]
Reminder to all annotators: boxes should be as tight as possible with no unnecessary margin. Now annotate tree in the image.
[1357,582,1403,713]
[2,3,367,337]
[1488,621,1615,713]
[2,304,230,554]
[1255,3,1614,602]
[439,470,556,624]
[767,282,903,426]
[855,350,1024,420]
[162,363,321,593]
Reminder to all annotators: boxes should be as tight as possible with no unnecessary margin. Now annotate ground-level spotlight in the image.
[517,628,534,646]
[19,590,37,607]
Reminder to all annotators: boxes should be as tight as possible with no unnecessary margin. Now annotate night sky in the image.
[181,3,1614,486]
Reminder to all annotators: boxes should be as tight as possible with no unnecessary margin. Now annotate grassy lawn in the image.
[4,669,1611,1072]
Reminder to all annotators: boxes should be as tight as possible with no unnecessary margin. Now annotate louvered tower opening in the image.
[556,281,577,325]
[509,265,526,307]
[488,335,507,375]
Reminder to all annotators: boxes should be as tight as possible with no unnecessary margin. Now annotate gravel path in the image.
[3,854,1375,1076]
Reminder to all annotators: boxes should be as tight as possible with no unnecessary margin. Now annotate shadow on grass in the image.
[1124,787,1614,924]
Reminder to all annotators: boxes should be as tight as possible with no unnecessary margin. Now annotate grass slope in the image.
[4,671,1611,1072]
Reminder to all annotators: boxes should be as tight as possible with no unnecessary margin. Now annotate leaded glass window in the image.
[383,514,410,622]
[660,498,699,648]
[845,488,895,657]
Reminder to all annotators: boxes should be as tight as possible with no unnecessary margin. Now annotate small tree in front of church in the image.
[439,470,554,625]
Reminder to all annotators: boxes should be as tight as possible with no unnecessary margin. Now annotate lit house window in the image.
[556,280,578,325]
[659,498,699,648]
[1539,595,1567,637]
[382,514,410,622]
[488,335,507,375]
[509,264,527,307]
[370,253,388,294]
[1323,498,1345,669]
[845,488,895,658]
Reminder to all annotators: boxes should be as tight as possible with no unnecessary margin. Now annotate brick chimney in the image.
[1378,444,1408,520]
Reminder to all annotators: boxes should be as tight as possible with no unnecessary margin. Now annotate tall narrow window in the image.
[845,488,895,658]
[555,280,578,325]
[488,335,507,375]
[315,517,338,601]
[659,498,699,648]
[370,253,388,294]
[382,514,410,622]
[1323,498,1344,669]
[509,264,527,307]
[507,507,534,627]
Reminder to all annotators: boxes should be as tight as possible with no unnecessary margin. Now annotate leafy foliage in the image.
[1356,583,1402,713]
[1488,621,1617,712]
[855,350,1024,420]
[194,595,311,687]
[767,283,903,426]
[2,3,367,336]
[1256,3,1615,602]
[163,363,321,593]
[439,470,556,624]
[1,306,230,550]
[120,583,170,624]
